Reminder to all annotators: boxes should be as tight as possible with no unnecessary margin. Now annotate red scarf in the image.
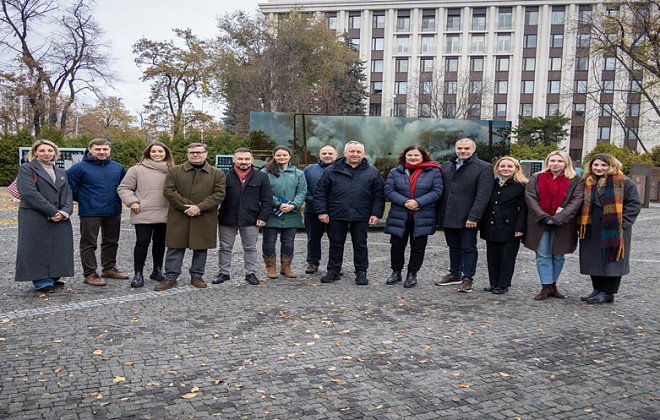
[235,166,251,184]
[405,161,441,199]
[537,171,570,215]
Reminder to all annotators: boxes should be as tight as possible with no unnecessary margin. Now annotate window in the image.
[421,81,433,95]
[371,59,383,72]
[606,8,618,17]
[600,103,613,117]
[548,80,561,94]
[551,9,565,25]
[496,80,508,94]
[522,57,536,71]
[371,81,383,94]
[348,15,361,29]
[397,16,410,32]
[496,56,510,72]
[471,57,484,72]
[350,38,360,51]
[628,103,640,117]
[472,12,486,30]
[525,10,538,26]
[598,126,611,140]
[444,103,457,118]
[579,10,592,24]
[577,34,590,48]
[520,103,533,116]
[422,16,435,32]
[420,58,434,72]
[574,103,586,116]
[524,34,537,48]
[551,34,564,48]
[469,81,483,94]
[372,38,384,50]
[395,58,409,73]
[471,34,485,53]
[394,103,407,117]
[397,36,410,53]
[495,103,507,117]
[497,34,511,53]
[394,81,408,95]
[369,103,382,116]
[630,79,642,92]
[373,14,385,29]
[547,103,559,116]
[447,12,461,30]
[575,80,588,93]
[602,80,614,93]
[327,15,337,30]
[446,35,460,54]
[626,127,638,140]
[498,10,512,30]
[603,57,616,71]
[549,57,562,71]
[445,57,458,72]
[521,80,534,94]
[576,57,589,71]
[419,103,431,117]
[469,104,481,118]
[421,35,435,53]
[445,81,457,95]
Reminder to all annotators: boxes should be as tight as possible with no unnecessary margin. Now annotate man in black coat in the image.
[435,138,493,293]
[214,148,272,285]
[314,141,385,285]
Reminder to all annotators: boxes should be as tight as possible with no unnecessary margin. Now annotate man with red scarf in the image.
[435,138,493,293]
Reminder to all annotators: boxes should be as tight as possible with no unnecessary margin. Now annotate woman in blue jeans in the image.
[523,150,584,301]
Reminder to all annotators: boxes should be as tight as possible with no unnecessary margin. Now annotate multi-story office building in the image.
[259,0,658,160]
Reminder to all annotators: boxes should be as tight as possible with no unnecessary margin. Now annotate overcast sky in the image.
[92,0,262,117]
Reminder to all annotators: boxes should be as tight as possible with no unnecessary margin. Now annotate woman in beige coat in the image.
[117,143,174,287]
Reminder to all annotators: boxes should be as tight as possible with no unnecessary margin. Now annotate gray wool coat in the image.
[578,177,641,276]
[15,160,74,282]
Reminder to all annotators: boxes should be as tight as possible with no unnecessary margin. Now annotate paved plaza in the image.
[0,191,658,419]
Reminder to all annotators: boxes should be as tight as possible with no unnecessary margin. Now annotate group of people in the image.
[14,137,641,304]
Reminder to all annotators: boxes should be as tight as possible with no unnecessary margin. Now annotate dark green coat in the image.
[262,164,307,229]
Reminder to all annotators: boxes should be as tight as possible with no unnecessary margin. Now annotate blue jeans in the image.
[444,228,479,279]
[535,229,565,284]
[262,227,296,257]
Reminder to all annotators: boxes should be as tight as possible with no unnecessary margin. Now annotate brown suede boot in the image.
[263,254,278,278]
[534,284,553,301]
[550,283,566,298]
[280,254,297,278]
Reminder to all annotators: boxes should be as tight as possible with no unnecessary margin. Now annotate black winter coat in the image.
[313,157,385,222]
[217,166,272,227]
[479,179,528,242]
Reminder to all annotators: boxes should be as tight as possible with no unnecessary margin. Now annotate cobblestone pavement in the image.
[0,192,658,419]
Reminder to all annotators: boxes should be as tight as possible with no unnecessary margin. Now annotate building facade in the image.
[259,0,658,161]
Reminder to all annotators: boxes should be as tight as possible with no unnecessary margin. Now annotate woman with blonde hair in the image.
[15,140,74,292]
[523,150,584,300]
[578,153,640,303]
[479,157,528,294]
[117,142,174,288]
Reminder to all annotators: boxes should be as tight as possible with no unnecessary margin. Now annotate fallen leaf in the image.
[584,409,593,413]
[313,334,320,339]
[423,345,431,350]
[113,376,126,383]
[338,356,352,360]
[166,370,178,375]
[499,372,511,377]
[256,389,265,393]
[306,342,315,346]
[287,353,296,357]
[54,368,63,373]
[93,349,103,355]
[123,361,134,366]
[52,339,63,343]
[190,386,199,392]
[120,397,130,401]
[96,394,103,400]
[181,393,197,399]
[459,384,470,388]
[331,379,342,383]
[213,380,223,385]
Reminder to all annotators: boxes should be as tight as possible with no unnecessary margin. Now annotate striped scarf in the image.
[578,171,626,263]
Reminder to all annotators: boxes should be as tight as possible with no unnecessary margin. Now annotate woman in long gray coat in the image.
[577,154,641,304]
[15,140,74,292]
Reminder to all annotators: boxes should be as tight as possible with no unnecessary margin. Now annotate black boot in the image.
[385,271,402,285]
[403,272,417,288]
[131,271,144,288]
[586,291,615,304]
[150,266,165,282]
[580,289,600,301]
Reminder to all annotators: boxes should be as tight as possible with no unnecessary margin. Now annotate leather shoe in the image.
[213,273,230,284]
[130,271,144,288]
[101,268,129,279]
[321,271,341,283]
[154,279,176,291]
[580,290,600,301]
[403,272,417,288]
[355,271,369,286]
[191,277,207,288]
[150,267,165,282]
[385,271,402,285]
[483,286,496,292]
[245,273,260,285]
[493,286,509,294]
[586,291,615,304]
[305,263,319,274]
[84,273,106,286]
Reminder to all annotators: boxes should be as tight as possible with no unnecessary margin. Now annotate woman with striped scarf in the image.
[578,154,641,304]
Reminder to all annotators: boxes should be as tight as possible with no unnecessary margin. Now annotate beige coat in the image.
[163,161,226,249]
[117,160,170,225]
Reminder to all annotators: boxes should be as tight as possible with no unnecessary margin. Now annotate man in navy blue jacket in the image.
[303,144,338,274]
[67,139,127,286]
[314,141,385,285]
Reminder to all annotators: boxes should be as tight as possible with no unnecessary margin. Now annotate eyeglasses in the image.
[187,151,207,155]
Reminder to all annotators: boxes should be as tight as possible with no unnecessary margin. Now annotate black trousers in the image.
[591,275,622,294]
[134,223,167,271]
[485,240,521,288]
[327,220,369,273]
[390,219,428,274]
